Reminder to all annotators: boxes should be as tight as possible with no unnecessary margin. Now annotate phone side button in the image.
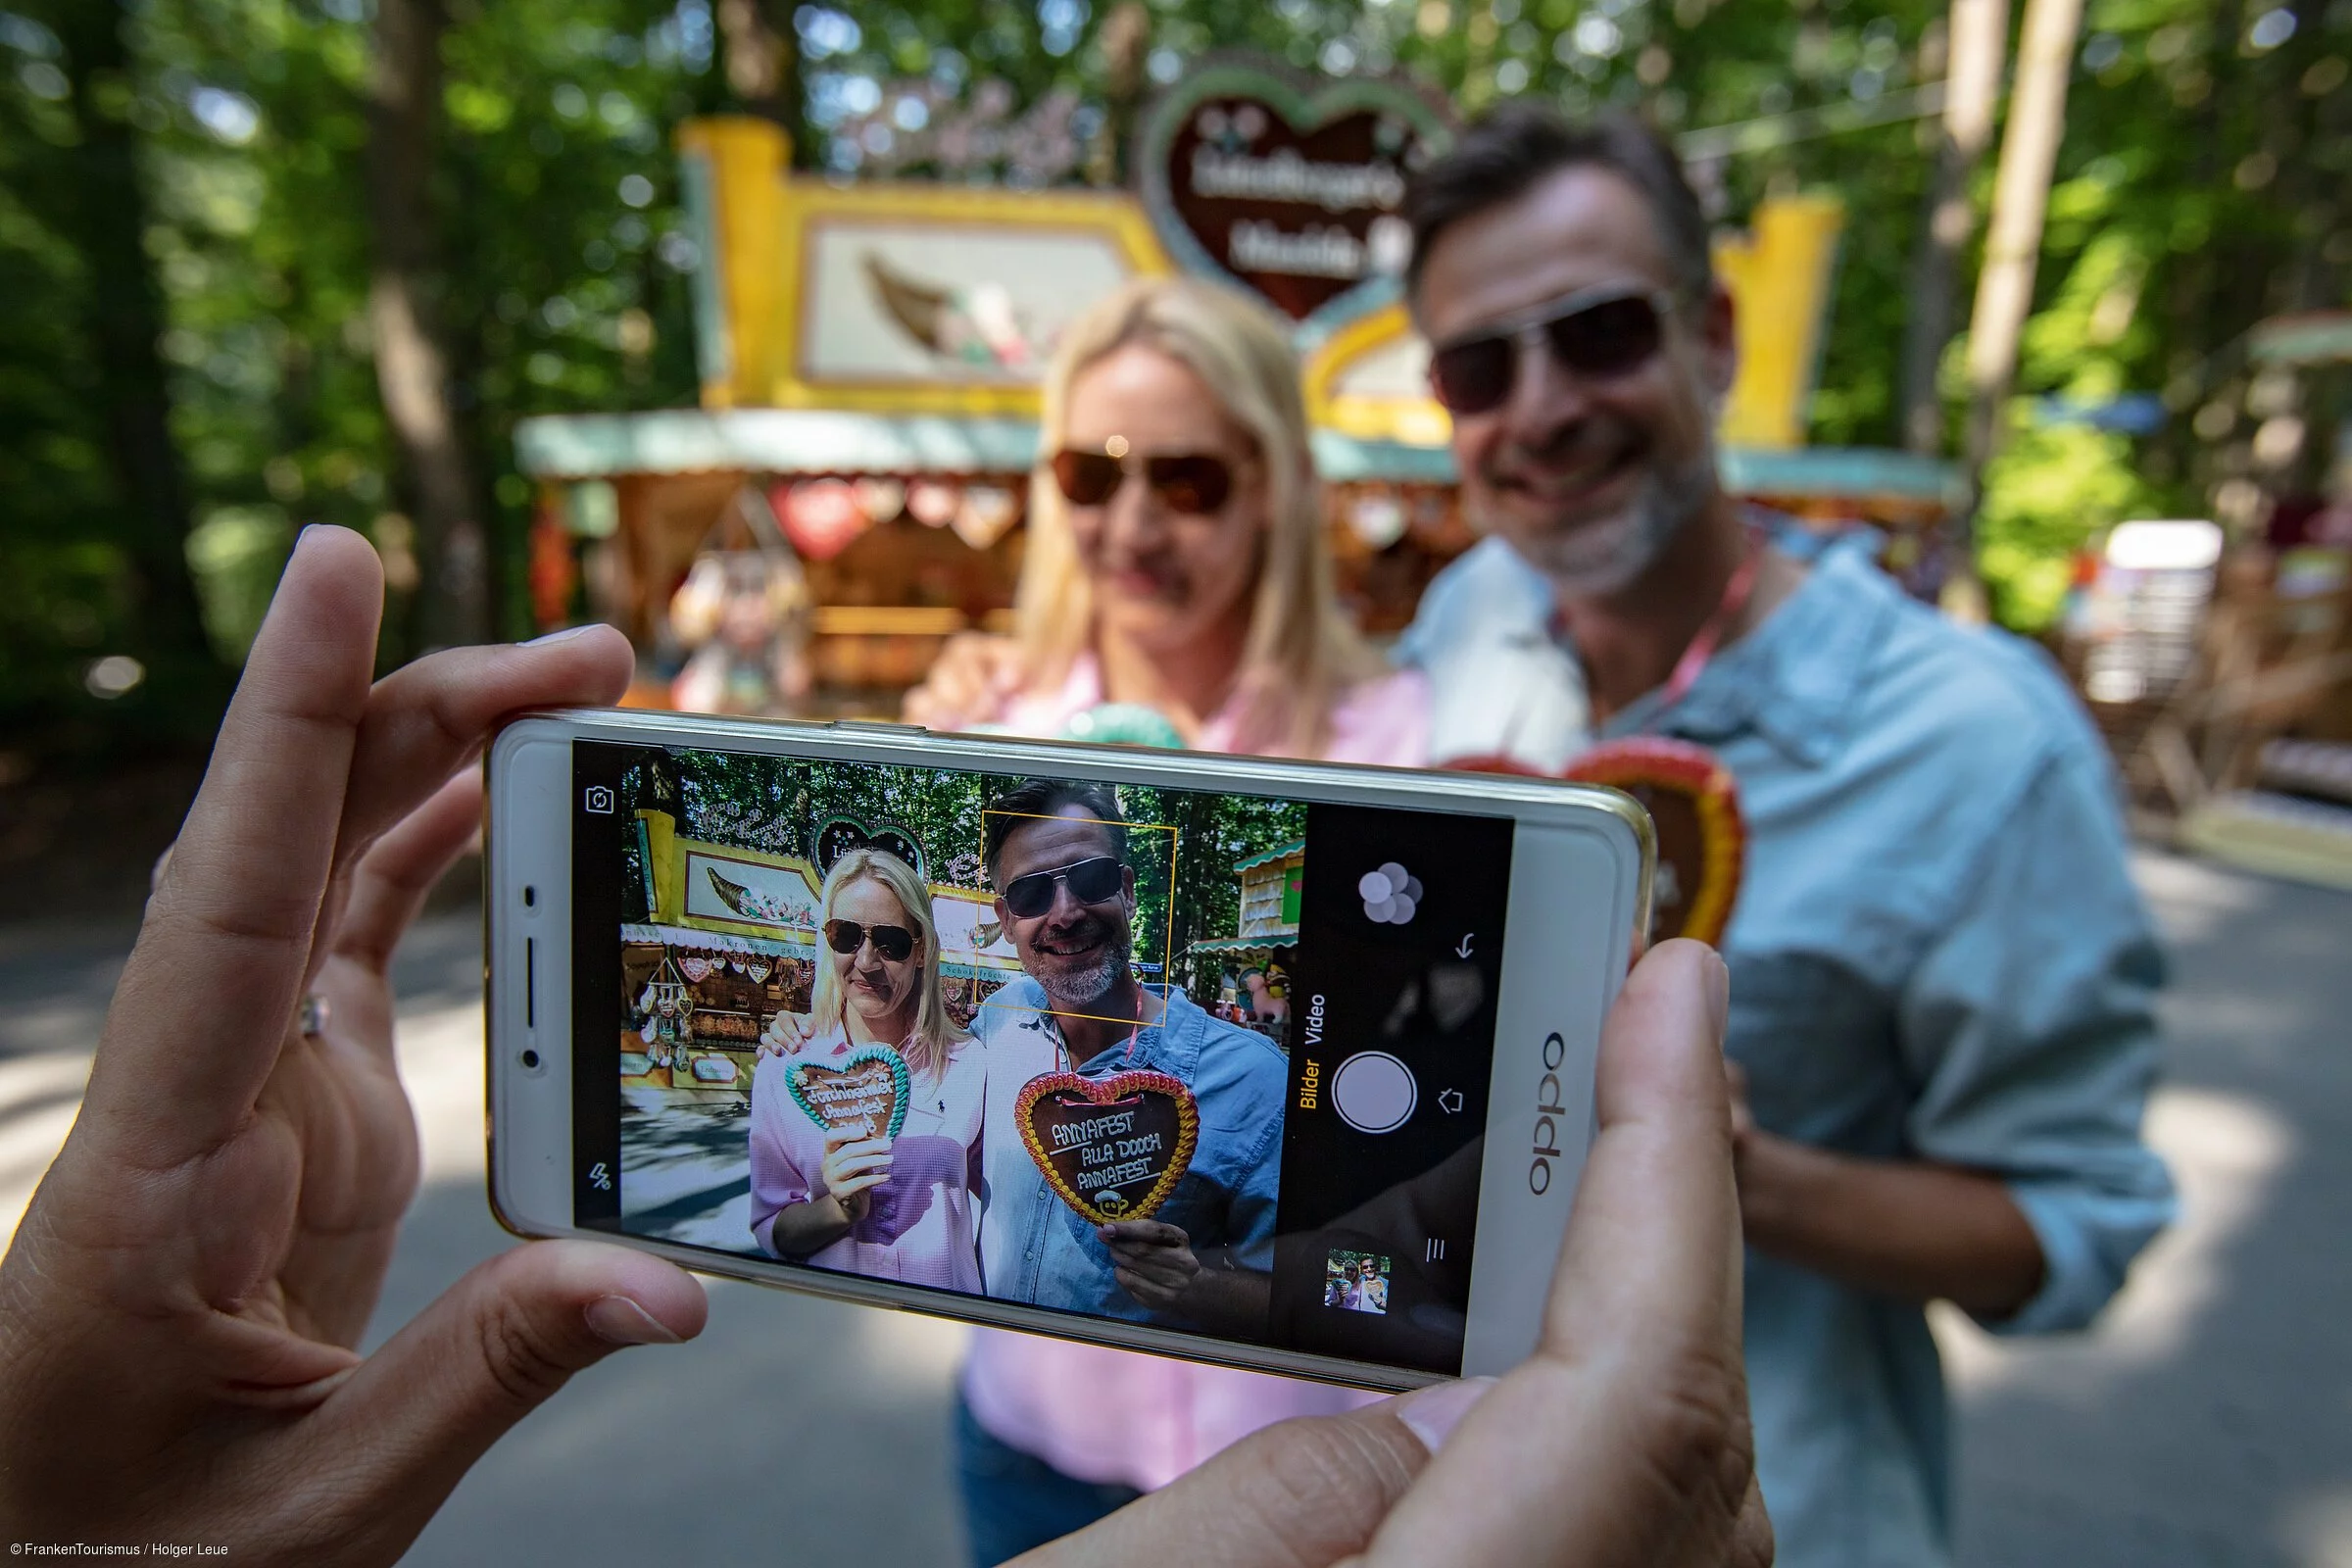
[829,719,929,735]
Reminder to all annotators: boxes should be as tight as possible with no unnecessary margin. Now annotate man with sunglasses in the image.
[1394,107,2174,1568]
[965,777,1287,1336]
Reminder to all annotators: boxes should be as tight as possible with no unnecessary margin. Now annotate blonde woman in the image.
[907,277,1424,1565]
[906,276,1427,761]
[749,848,984,1291]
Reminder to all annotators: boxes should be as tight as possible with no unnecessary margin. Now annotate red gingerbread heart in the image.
[1446,738,1746,949]
[1016,1070,1200,1225]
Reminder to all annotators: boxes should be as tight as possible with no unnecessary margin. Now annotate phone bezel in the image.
[486,710,1651,1392]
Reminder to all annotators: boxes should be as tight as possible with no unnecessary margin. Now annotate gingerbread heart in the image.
[1016,1070,1200,1225]
[785,1045,911,1142]
[1446,738,1746,949]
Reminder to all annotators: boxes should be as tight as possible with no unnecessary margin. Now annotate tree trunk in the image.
[366,0,490,650]
[1089,2,1153,187]
[48,1,221,701]
[1951,0,2083,619]
[1896,0,2009,456]
[718,0,810,162]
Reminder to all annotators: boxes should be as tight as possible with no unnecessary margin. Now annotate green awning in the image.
[1233,839,1305,873]
[515,407,1960,503]
[1188,933,1299,954]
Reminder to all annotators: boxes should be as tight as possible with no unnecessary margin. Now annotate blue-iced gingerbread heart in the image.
[785,1044,911,1141]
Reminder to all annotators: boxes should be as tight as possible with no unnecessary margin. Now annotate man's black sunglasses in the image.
[823,919,917,962]
[1000,856,1125,919]
[1426,284,1676,416]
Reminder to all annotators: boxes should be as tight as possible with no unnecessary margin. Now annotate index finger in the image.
[1096,1220,1187,1248]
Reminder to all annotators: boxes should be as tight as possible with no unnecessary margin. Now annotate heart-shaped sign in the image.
[1016,1070,1200,1225]
[813,815,926,879]
[1445,738,1746,949]
[1138,61,1452,326]
[785,1045,912,1142]
[747,959,772,984]
[678,956,713,982]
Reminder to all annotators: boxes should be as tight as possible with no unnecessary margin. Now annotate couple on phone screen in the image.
[749,775,1284,1341]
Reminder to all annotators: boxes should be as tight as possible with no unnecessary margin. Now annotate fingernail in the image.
[523,623,604,646]
[585,1294,683,1346]
[1391,1375,1495,1455]
[1704,948,1731,1044]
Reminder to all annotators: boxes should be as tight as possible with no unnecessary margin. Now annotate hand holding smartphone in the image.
[488,710,1651,1391]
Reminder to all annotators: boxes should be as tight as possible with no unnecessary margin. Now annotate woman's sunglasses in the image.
[823,919,916,962]
[1048,449,1234,514]
[1426,285,1676,416]
[1000,856,1125,920]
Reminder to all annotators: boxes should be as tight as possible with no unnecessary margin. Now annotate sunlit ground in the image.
[1,847,2345,1564]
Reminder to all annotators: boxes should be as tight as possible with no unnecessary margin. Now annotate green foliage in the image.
[642,747,1306,1003]
[1977,416,2159,629]
[1,0,718,740]
[185,503,295,661]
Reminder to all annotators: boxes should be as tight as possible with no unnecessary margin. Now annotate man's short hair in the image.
[1402,106,1713,305]
[982,778,1129,886]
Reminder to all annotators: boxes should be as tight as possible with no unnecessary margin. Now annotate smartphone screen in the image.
[567,739,1519,1378]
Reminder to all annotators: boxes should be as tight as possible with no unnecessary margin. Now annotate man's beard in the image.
[1500,443,1717,601]
[1030,919,1134,1010]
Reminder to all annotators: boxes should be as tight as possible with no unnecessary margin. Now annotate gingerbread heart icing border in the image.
[1445,737,1747,950]
[1014,1069,1200,1226]
[784,1043,912,1142]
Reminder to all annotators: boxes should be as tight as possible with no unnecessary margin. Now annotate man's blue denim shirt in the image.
[1402,531,2178,1568]
[973,980,1289,1325]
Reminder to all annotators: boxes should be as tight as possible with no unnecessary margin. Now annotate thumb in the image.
[1017,1383,1475,1567]
[305,1240,707,1556]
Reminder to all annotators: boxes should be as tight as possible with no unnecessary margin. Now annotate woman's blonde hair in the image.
[1017,276,1381,757]
[808,848,967,1084]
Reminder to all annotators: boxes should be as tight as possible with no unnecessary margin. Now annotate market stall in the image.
[1185,839,1303,1035]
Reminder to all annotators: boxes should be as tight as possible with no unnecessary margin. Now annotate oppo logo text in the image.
[1529,1031,1568,1195]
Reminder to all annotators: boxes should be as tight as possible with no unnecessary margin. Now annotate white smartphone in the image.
[486,710,1651,1393]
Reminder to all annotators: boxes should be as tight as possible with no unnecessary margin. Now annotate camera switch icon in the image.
[583,785,616,814]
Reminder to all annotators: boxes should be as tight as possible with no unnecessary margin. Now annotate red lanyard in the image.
[1649,525,1767,713]
[1050,1006,1145,1074]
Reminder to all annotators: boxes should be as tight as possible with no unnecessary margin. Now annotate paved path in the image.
[1,850,2345,1565]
